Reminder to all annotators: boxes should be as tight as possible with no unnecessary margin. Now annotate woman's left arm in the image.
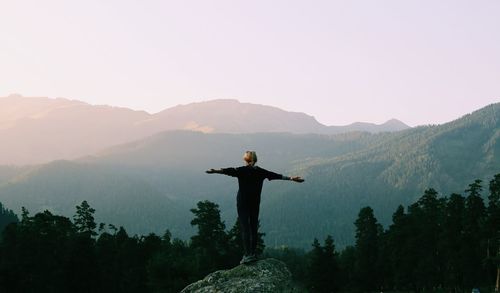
[264,169,304,182]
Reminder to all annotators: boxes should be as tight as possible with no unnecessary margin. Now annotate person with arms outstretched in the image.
[206,151,304,264]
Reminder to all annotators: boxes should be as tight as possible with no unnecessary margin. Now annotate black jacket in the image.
[221,165,284,208]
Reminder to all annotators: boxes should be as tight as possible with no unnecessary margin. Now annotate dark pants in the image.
[237,197,260,256]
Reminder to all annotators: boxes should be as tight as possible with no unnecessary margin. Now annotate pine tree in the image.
[486,174,500,291]
[73,200,97,236]
[190,200,228,274]
[307,238,325,292]
[463,179,486,287]
[227,220,243,265]
[0,202,18,240]
[385,205,412,290]
[323,235,339,292]
[64,201,99,291]
[441,193,466,290]
[414,188,444,289]
[354,206,382,292]
[305,236,339,292]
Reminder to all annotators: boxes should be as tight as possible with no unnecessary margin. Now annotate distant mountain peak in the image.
[168,99,290,114]
[382,118,410,128]
[202,98,240,103]
[385,118,404,123]
[171,98,240,107]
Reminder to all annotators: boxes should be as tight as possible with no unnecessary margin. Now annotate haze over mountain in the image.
[0,102,497,248]
[0,94,409,165]
[0,95,150,165]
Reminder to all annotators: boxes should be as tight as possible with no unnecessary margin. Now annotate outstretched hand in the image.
[206,169,217,174]
[291,176,305,183]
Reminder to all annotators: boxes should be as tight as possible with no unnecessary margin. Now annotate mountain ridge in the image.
[1,94,408,129]
[0,94,410,165]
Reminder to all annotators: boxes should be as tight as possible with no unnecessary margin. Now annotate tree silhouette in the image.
[0,202,18,240]
[441,193,466,290]
[414,188,445,289]
[463,180,486,287]
[486,174,500,291]
[354,206,382,292]
[385,205,412,290]
[307,235,339,292]
[190,200,228,274]
[73,200,97,236]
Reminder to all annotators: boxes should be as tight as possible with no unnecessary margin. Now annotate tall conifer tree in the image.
[354,206,381,292]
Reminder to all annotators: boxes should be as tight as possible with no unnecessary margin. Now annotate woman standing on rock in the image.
[206,151,304,264]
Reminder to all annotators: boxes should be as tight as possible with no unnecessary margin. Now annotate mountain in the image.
[143,99,410,135]
[0,95,409,165]
[0,103,497,249]
[0,94,151,165]
[327,118,410,134]
[143,99,325,134]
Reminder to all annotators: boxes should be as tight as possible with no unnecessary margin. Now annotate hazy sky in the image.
[1,0,499,126]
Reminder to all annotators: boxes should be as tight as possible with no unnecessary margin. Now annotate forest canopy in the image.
[0,174,499,292]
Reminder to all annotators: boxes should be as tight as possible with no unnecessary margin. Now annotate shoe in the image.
[247,254,258,263]
[240,254,257,265]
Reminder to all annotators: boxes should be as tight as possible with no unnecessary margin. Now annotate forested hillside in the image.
[0,132,374,240]
[0,103,497,248]
[263,103,499,246]
[0,161,190,238]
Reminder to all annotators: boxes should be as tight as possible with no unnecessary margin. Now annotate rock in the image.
[180,258,300,293]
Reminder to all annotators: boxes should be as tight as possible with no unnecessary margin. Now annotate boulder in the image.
[180,258,300,293]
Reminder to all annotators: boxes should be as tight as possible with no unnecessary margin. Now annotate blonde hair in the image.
[243,151,258,166]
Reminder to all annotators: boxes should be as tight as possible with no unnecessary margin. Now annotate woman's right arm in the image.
[206,168,239,177]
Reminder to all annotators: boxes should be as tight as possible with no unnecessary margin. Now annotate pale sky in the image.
[1,0,499,126]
